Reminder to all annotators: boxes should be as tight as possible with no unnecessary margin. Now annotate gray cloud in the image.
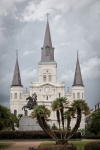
[0,0,100,109]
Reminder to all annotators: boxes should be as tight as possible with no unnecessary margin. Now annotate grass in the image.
[0,143,13,150]
[40,140,100,150]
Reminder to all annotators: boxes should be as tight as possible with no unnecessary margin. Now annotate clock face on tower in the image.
[45,86,50,92]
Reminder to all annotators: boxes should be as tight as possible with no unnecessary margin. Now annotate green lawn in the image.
[40,140,100,150]
[0,143,13,150]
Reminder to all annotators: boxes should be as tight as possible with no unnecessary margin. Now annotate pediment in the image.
[39,82,56,88]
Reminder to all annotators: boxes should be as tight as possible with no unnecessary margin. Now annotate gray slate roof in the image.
[73,52,84,86]
[11,58,22,86]
[41,20,54,62]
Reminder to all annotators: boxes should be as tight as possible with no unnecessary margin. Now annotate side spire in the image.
[73,50,84,86]
[41,14,54,62]
[11,51,23,86]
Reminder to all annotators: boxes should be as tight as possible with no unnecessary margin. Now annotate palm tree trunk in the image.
[60,108,64,139]
[41,117,59,143]
[66,108,81,140]
[56,110,62,139]
[64,116,71,139]
[37,115,59,143]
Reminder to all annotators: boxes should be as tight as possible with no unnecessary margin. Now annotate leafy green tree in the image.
[51,123,58,130]
[0,105,18,130]
[89,110,100,135]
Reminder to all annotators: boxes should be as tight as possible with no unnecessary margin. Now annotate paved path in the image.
[3,141,42,150]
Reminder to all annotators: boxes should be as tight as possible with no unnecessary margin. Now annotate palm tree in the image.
[66,99,90,140]
[64,107,75,139]
[51,100,61,128]
[31,105,59,143]
[52,97,69,139]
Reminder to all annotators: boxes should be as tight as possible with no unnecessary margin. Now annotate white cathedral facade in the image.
[10,20,85,129]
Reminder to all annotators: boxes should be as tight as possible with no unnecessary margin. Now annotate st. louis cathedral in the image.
[10,19,85,129]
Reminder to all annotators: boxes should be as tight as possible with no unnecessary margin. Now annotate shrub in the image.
[29,143,81,150]
[0,131,81,140]
[84,142,100,150]
[51,123,58,130]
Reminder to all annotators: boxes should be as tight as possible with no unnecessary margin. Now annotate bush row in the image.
[84,136,100,139]
[0,130,81,140]
[84,142,100,150]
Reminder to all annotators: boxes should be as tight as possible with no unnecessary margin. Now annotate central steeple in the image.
[41,19,55,62]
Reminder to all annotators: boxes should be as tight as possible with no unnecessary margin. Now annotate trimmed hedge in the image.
[0,131,81,140]
[85,136,100,139]
[84,142,100,150]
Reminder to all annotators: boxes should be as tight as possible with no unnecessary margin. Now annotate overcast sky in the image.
[0,0,100,109]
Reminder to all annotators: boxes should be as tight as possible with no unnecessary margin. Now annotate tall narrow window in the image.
[14,110,17,116]
[49,75,51,82]
[82,93,83,99]
[73,93,75,99]
[43,75,46,82]
[77,92,80,99]
[11,93,12,99]
[20,93,21,99]
[46,46,50,56]
[59,93,60,98]
[46,96,48,100]
[25,110,28,116]
[14,93,17,99]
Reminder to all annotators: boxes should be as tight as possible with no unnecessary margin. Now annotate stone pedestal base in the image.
[19,116,42,131]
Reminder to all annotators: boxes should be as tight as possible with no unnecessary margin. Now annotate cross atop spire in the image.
[67,87,69,92]
[77,49,78,59]
[16,50,18,60]
[73,51,84,86]
[46,12,50,21]
[11,51,23,87]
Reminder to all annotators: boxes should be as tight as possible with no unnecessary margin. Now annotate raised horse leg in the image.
[22,105,26,111]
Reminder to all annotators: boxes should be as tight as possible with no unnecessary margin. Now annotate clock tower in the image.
[30,20,65,125]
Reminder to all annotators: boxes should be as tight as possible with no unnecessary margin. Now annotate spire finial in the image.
[46,12,50,21]
[67,87,69,92]
[16,50,18,60]
[77,49,78,59]
[26,87,27,92]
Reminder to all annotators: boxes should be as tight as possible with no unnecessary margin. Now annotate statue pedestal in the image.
[19,116,42,131]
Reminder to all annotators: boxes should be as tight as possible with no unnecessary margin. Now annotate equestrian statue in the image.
[22,93,37,111]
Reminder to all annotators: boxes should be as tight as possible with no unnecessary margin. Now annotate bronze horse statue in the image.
[22,93,37,111]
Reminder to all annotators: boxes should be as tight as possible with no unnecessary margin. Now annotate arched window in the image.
[20,93,21,99]
[14,93,17,99]
[77,92,80,99]
[45,46,50,56]
[73,93,75,99]
[14,110,17,116]
[25,110,28,116]
[82,93,83,99]
[43,75,46,82]
[11,93,12,99]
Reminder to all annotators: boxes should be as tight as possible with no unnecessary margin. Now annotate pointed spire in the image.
[73,50,84,86]
[11,51,23,86]
[41,15,54,62]
[43,20,52,50]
